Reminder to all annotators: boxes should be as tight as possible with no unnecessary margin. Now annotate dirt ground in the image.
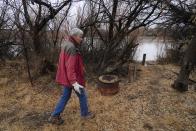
[0,60,195,131]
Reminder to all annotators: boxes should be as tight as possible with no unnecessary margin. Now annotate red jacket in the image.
[55,37,85,87]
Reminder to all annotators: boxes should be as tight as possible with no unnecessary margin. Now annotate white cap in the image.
[70,28,84,36]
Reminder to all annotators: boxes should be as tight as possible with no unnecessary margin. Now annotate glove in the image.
[72,82,84,94]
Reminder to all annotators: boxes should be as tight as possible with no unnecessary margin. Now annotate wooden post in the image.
[128,63,137,83]
[142,54,146,65]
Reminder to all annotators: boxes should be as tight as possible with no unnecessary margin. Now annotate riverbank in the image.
[0,60,195,131]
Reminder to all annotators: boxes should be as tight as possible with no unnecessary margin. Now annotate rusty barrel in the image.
[98,75,119,96]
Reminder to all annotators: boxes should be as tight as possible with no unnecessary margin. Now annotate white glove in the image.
[72,82,84,94]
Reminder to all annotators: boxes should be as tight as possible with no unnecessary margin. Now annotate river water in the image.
[134,37,173,61]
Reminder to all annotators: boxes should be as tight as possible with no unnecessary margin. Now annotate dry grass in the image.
[0,60,195,131]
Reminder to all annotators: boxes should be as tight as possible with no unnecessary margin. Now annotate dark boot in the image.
[81,112,95,120]
[48,115,64,125]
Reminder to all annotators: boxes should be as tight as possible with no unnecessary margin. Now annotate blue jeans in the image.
[51,86,89,117]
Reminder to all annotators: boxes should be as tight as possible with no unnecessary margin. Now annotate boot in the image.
[48,115,64,125]
[81,112,95,120]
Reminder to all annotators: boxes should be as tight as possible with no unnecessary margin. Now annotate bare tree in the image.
[2,0,74,83]
[0,0,14,60]
[21,0,72,54]
[163,0,196,92]
[166,0,196,92]
[77,0,164,73]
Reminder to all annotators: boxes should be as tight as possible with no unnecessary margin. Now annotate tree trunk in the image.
[33,32,42,54]
[172,35,196,92]
[173,61,194,92]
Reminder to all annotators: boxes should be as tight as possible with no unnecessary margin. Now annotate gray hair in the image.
[70,28,84,36]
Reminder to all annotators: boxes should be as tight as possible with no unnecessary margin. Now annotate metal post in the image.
[142,54,146,65]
